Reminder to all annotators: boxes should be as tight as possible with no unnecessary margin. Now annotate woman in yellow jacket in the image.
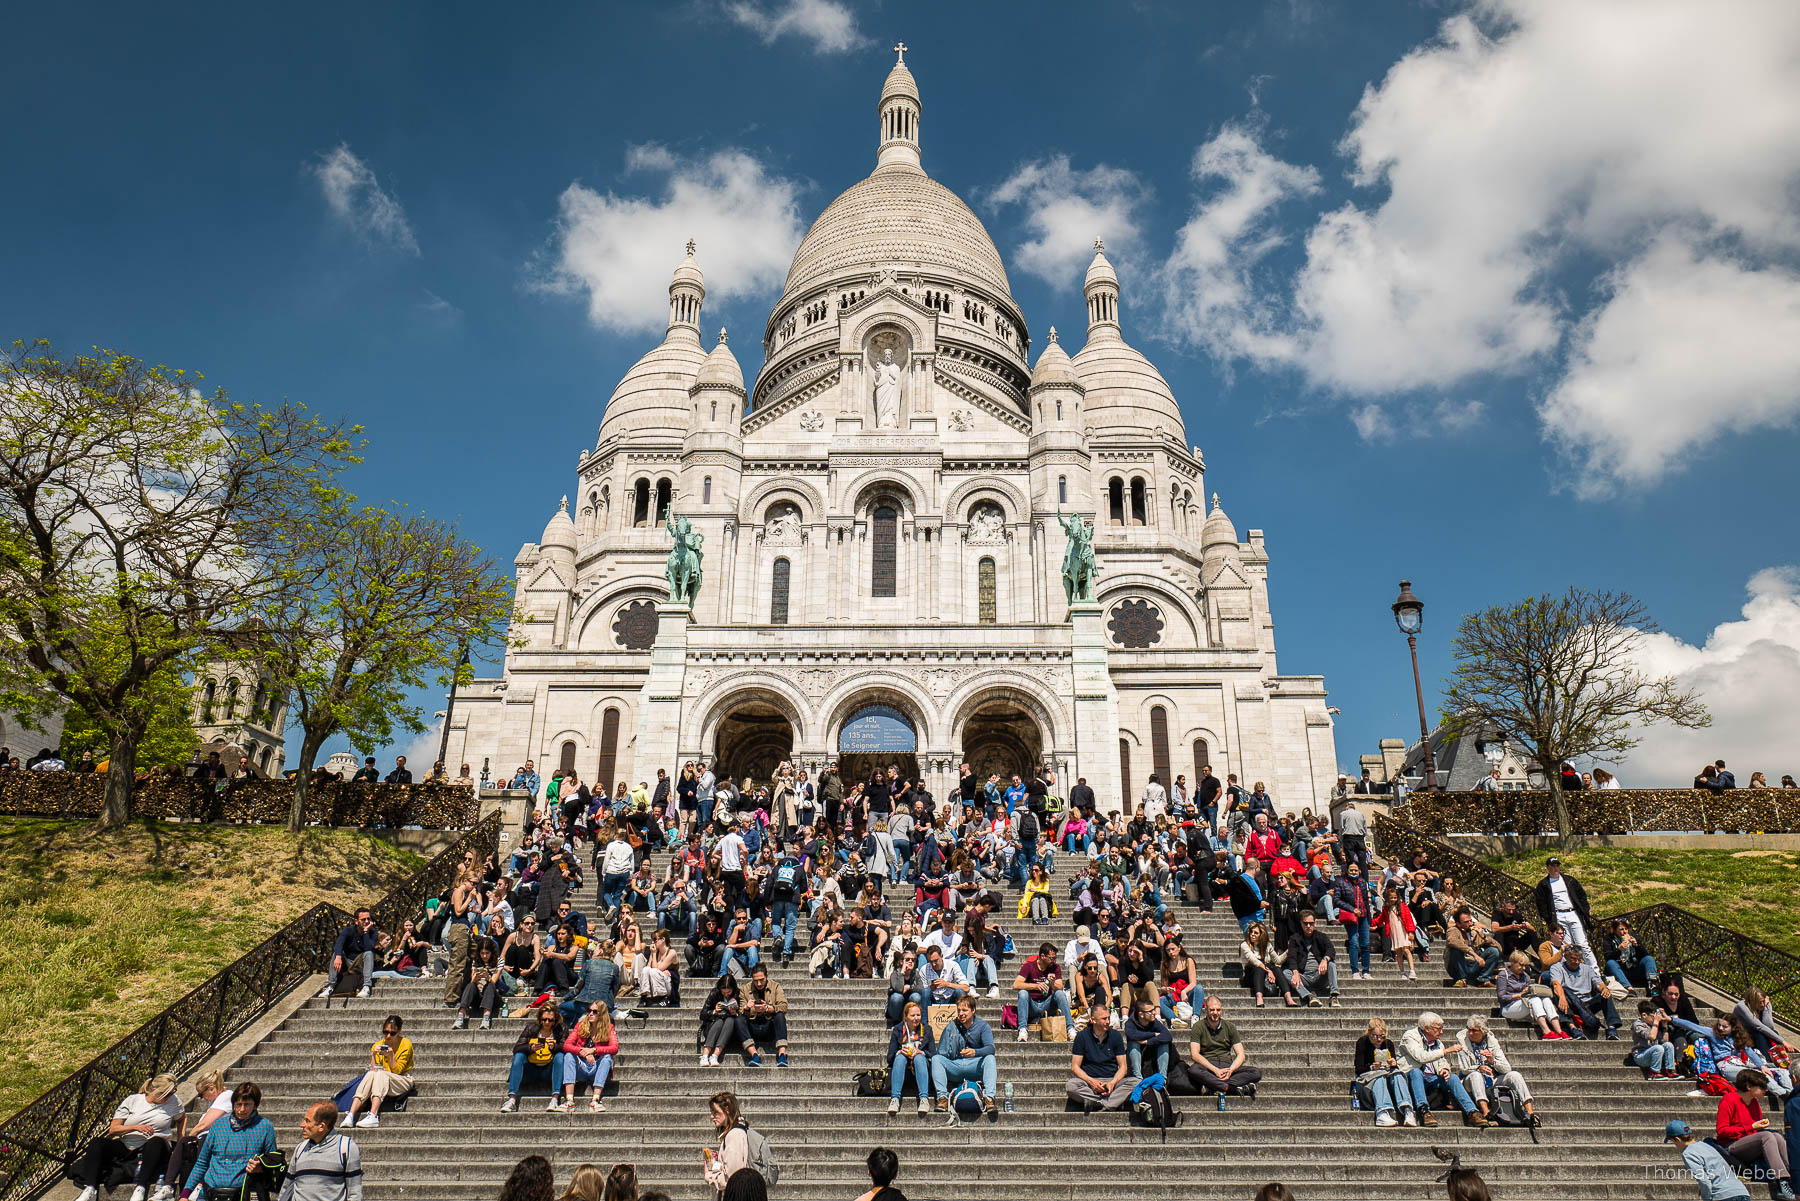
[1017,863,1059,925]
[347,1014,414,1128]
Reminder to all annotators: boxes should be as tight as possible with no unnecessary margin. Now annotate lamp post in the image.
[435,642,470,777]
[1391,581,1439,790]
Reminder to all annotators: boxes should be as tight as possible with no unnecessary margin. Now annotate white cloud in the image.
[1618,567,1800,786]
[1163,0,1800,490]
[538,144,807,335]
[312,144,418,254]
[1540,233,1800,497]
[724,0,866,53]
[987,156,1150,287]
[1349,403,1391,442]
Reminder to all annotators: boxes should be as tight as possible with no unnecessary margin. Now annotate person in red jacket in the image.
[1244,814,1283,871]
[1717,1068,1795,1198]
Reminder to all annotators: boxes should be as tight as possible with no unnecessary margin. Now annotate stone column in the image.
[1069,601,1123,808]
[634,603,691,786]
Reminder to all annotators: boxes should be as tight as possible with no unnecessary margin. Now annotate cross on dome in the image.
[685,238,696,256]
[1211,492,1222,511]
[894,41,907,62]
[1046,326,1058,345]
[559,495,569,513]
[1093,237,1105,251]
[718,328,729,345]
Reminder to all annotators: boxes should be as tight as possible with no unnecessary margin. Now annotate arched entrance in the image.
[960,698,1044,783]
[714,700,794,788]
[837,702,919,789]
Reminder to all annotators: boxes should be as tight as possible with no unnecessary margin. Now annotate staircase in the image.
[230,858,1744,1201]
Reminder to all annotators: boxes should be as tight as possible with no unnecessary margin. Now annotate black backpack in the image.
[1131,1084,1182,1139]
[1489,1082,1538,1143]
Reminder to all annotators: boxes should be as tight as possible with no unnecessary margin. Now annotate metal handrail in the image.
[0,812,501,1201]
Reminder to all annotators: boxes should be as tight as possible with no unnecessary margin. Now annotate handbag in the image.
[1525,984,1554,999]
[852,1068,890,1097]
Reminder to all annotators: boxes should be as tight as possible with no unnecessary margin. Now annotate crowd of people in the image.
[60,750,1800,1201]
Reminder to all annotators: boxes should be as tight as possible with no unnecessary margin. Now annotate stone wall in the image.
[0,772,479,828]
[1393,788,1800,835]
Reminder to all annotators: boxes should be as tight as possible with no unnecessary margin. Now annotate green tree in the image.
[0,341,358,829]
[1442,587,1711,836]
[57,653,199,769]
[256,500,514,830]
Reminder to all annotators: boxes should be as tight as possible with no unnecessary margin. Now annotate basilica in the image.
[449,48,1339,811]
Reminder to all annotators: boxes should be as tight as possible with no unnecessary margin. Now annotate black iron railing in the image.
[0,775,479,829]
[0,812,500,1201]
[1373,812,1800,1029]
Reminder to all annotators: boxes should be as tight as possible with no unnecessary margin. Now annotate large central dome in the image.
[780,164,1013,305]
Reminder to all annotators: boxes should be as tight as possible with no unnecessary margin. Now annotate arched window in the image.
[201,679,216,725]
[1057,476,1067,505]
[1150,706,1172,788]
[558,740,577,776]
[595,709,621,793]
[1130,477,1148,525]
[223,678,240,719]
[1193,738,1210,781]
[654,479,673,523]
[633,480,650,527]
[770,558,791,625]
[260,746,274,774]
[1119,738,1132,793]
[702,476,712,504]
[871,506,898,598]
[250,682,266,724]
[1108,478,1125,525]
[977,557,997,624]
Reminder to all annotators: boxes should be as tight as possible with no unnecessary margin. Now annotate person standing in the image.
[385,756,413,784]
[820,761,842,831]
[1337,803,1368,873]
[697,760,718,833]
[1140,774,1167,822]
[1533,856,1592,952]
[276,1103,363,1201]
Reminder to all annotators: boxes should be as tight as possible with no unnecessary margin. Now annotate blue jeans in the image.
[1406,1067,1475,1114]
[1345,918,1371,974]
[1448,946,1502,985]
[931,1052,997,1098]
[720,945,760,976]
[887,990,923,1024]
[1606,956,1657,991]
[1634,1043,1676,1073]
[1237,913,1263,935]
[1314,894,1339,921]
[959,955,998,988]
[1159,985,1204,1023]
[1367,1072,1412,1116]
[507,1053,566,1096]
[890,1050,930,1099]
[770,901,799,957]
[560,1052,613,1092]
[1017,988,1073,1025]
[601,872,630,913]
[1127,1043,1171,1079]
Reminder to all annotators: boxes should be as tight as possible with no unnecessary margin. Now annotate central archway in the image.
[960,697,1044,783]
[714,701,794,788]
[837,702,919,790]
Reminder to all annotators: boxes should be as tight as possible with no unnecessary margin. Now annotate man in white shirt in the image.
[921,909,963,961]
[920,945,971,1005]
[1534,856,1592,952]
[718,820,748,908]
[1064,925,1105,971]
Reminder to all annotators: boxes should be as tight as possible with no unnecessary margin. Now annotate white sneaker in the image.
[150,1186,175,1201]
[1402,1111,1418,1127]
[1017,1028,1030,1041]
[130,1188,147,1201]
[887,1098,900,1115]
[479,1017,491,1030]
[986,987,1000,998]
[499,1095,518,1113]
[317,986,332,999]
[917,1097,931,1115]
[357,986,371,998]
[1375,1112,1398,1127]
[356,1114,379,1129]
[75,1188,98,1201]
[699,1052,709,1066]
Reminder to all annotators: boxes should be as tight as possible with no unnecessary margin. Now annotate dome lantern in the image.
[1084,238,1120,335]
[877,42,922,171]
[667,238,705,342]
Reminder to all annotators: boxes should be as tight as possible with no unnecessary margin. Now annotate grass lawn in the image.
[0,817,425,1119]
[1483,845,1800,959]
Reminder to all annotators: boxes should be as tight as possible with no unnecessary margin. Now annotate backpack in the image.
[1130,1073,1182,1140]
[773,861,800,897]
[950,1081,984,1115]
[741,1124,780,1187]
[1489,1081,1533,1138]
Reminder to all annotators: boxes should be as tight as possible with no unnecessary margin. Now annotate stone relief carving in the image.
[798,409,824,432]
[967,503,1006,546]
[872,348,903,429]
[798,668,838,700]
[947,409,973,431]
[683,669,714,697]
[763,503,803,546]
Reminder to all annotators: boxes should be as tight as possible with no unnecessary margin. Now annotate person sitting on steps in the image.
[884,999,936,1116]
[500,1008,567,1113]
[743,964,790,1068]
[345,1014,413,1129]
[1455,1016,1539,1128]
[556,1003,619,1113]
[699,974,752,1067]
[1123,999,1175,1081]
[1399,1012,1492,1128]
[1445,908,1503,987]
[66,1073,183,1201]
[1353,1017,1417,1128]
[1066,1004,1140,1113]
[453,939,509,1030]
[184,1080,277,1201]
[320,908,378,1000]
[929,995,999,1118]
[1496,949,1572,1040]
[885,949,924,1025]
[1185,995,1261,1097]
[1011,941,1073,1043]
[1715,1068,1797,1200]
[1285,911,1342,1008]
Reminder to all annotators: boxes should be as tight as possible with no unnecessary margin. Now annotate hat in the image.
[1663,1119,1692,1142]
[1076,925,1090,939]
[1545,856,1561,866]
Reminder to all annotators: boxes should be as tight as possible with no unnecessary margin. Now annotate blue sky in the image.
[5,1,1798,785]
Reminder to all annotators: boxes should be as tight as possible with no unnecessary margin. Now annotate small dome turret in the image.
[694,328,746,394]
[1201,493,1240,553]
[1029,327,1082,391]
[540,496,577,552]
[877,42,923,171]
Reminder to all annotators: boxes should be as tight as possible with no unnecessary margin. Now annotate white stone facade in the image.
[451,49,1338,813]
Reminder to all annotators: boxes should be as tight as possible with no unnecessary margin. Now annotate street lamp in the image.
[1391,581,1439,790]
[435,641,471,778]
